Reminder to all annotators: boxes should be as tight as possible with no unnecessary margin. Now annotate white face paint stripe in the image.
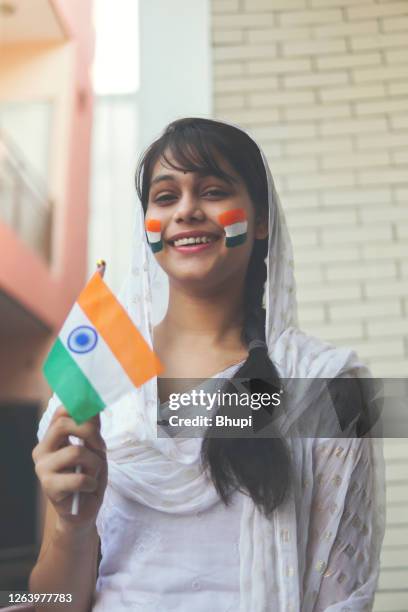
[224,221,248,238]
[147,230,162,243]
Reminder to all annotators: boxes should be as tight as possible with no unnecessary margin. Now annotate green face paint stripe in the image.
[43,338,106,425]
[150,240,163,253]
[225,233,247,247]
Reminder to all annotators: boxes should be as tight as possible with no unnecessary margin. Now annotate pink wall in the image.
[0,224,68,329]
[0,1,95,537]
[0,0,95,331]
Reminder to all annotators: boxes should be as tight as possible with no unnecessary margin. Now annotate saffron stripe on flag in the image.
[44,338,105,424]
[78,272,162,386]
[59,303,136,406]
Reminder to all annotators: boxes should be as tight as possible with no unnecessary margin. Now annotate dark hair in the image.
[135,117,292,519]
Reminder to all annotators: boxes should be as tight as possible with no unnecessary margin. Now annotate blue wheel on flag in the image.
[67,325,98,354]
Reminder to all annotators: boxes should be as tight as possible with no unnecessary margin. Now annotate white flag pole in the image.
[70,260,106,516]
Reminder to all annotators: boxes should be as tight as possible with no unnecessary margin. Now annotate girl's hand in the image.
[32,406,107,532]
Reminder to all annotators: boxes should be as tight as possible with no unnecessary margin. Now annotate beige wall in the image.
[0,41,74,206]
[210,0,408,610]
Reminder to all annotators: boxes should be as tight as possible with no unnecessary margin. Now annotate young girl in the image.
[31,117,386,611]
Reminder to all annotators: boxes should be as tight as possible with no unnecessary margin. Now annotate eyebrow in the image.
[150,170,239,187]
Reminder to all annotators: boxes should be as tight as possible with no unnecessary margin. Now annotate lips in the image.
[165,230,221,254]
[167,230,221,246]
[171,240,218,254]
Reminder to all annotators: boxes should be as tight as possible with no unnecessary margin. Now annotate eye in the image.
[155,193,175,203]
[204,189,227,198]
[154,189,227,203]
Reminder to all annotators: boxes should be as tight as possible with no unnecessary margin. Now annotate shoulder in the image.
[269,327,376,436]
[270,326,364,379]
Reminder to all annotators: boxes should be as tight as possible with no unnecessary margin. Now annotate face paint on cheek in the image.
[218,208,248,248]
[145,218,163,253]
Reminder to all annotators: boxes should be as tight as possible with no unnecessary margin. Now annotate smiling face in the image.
[145,148,268,295]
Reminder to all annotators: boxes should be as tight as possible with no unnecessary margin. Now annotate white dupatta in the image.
[39,119,386,611]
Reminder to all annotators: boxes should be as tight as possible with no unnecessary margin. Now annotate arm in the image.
[29,405,107,612]
[29,501,99,612]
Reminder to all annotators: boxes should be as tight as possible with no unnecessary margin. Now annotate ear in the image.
[254,214,268,240]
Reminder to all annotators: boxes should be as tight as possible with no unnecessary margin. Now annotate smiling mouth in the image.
[169,235,220,247]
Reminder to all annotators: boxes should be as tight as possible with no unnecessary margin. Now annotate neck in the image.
[156,279,246,350]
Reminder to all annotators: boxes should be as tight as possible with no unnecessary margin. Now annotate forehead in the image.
[149,148,242,185]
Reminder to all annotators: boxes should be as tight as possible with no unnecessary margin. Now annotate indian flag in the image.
[145,218,163,253]
[218,208,248,248]
[43,271,162,424]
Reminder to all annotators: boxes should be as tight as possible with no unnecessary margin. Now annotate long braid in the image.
[201,239,292,519]
[241,238,268,346]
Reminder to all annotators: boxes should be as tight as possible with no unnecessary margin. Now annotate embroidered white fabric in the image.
[37,119,386,611]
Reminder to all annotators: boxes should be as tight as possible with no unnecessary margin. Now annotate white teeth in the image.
[173,236,214,247]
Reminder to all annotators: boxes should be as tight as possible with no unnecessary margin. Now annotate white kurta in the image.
[93,480,244,611]
[37,349,386,611]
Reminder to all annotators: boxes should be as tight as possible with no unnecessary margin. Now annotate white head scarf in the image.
[101,117,299,448]
[39,118,386,611]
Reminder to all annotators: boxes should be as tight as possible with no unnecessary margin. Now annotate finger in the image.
[50,405,70,425]
[45,472,98,504]
[43,445,105,479]
[94,460,108,495]
[82,412,106,454]
[78,411,102,432]
[50,406,100,430]
[89,411,101,427]
[39,406,71,453]
[84,432,106,457]
[42,416,106,454]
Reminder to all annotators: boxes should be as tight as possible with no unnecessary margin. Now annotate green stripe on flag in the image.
[43,338,105,425]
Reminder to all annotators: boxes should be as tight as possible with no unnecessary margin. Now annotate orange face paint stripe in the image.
[145,218,161,232]
[78,272,163,386]
[218,208,247,227]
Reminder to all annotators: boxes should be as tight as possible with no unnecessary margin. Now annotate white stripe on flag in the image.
[225,221,248,238]
[59,303,135,406]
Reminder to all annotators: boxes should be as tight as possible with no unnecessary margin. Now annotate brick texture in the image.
[211,1,408,605]
[211,0,408,378]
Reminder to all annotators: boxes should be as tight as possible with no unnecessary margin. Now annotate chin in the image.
[171,269,216,287]
[165,259,222,288]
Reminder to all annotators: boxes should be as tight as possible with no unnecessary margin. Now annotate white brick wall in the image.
[211,0,408,376]
[211,0,408,608]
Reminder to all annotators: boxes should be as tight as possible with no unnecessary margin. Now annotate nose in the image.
[173,191,205,223]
